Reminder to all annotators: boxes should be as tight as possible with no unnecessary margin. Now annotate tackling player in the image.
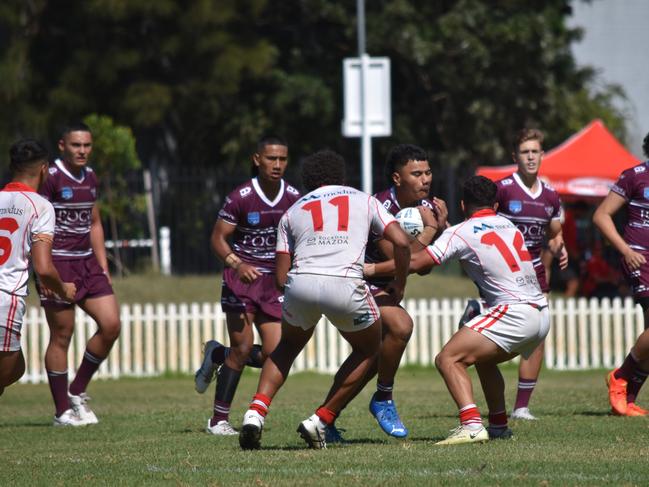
[194,135,300,435]
[39,123,121,426]
[461,128,567,420]
[595,132,649,416]
[373,176,550,444]
[0,140,76,400]
[238,150,411,450]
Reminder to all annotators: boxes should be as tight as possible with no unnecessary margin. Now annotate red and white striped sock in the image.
[249,393,272,418]
[459,403,482,430]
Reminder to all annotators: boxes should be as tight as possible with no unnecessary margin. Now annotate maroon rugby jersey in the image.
[365,186,439,286]
[218,178,300,273]
[496,173,562,266]
[39,159,98,261]
[610,161,649,251]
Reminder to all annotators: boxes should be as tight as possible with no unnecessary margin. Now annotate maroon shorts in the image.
[621,250,649,299]
[221,268,282,320]
[38,255,114,309]
[533,261,550,294]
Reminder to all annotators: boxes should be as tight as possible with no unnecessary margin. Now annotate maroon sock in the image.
[69,350,104,396]
[374,381,394,402]
[627,367,649,403]
[210,399,231,426]
[513,378,536,410]
[615,353,639,382]
[47,370,70,416]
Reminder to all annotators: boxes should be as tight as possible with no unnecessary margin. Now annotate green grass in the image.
[2,367,649,486]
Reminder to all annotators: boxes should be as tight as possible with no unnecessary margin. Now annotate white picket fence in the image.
[18,297,645,384]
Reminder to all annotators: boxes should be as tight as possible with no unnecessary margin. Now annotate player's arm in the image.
[380,222,411,303]
[89,205,111,282]
[367,246,436,278]
[32,237,76,301]
[210,218,261,284]
[275,252,291,290]
[546,219,568,270]
[593,191,646,270]
[376,206,439,258]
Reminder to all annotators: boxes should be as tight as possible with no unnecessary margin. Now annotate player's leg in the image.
[434,326,513,445]
[297,318,382,449]
[0,351,25,397]
[512,340,544,420]
[240,320,315,449]
[608,302,649,416]
[475,360,512,439]
[368,297,412,438]
[44,306,83,425]
[207,311,256,434]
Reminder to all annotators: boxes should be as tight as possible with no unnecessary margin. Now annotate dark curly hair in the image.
[384,144,428,184]
[462,175,497,213]
[301,150,346,193]
[643,131,649,159]
[9,138,49,175]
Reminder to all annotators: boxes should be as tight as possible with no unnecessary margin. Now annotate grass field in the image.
[2,366,649,486]
[24,270,478,307]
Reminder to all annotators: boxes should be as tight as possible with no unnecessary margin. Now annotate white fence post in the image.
[159,226,171,276]
[19,296,641,383]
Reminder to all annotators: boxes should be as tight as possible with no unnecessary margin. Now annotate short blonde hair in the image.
[513,128,544,152]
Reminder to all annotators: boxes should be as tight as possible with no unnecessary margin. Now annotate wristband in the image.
[224,252,242,270]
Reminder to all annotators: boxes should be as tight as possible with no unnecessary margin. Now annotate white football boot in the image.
[297,414,327,449]
[206,419,238,436]
[69,393,99,425]
[510,407,537,420]
[239,410,265,450]
[53,408,86,427]
[435,424,489,445]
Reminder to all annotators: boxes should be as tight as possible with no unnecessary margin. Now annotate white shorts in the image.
[0,292,26,352]
[464,303,550,359]
[282,274,380,332]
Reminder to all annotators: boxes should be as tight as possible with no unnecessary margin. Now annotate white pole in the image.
[357,0,372,194]
[143,170,160,272]
[159,226,171,275]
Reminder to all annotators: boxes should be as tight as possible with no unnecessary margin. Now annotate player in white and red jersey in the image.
[239,150,411,450]
[595,131,649,417]
[328,144,445,441]
[0,139,76,400]
[39,123,121,426]
[372,176,549,445]
[194,135,301,436]
[462,128,567,421]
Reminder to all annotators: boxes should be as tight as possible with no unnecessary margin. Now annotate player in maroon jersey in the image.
[460,129,568,421]
[39,123,121,425]
[326,144,446,441]
[595,132,649,417]
[194,135,300,435]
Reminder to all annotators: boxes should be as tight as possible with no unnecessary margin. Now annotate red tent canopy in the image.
[476,120,641,198]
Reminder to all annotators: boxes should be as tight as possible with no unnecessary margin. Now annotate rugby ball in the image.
[395,207,423,240]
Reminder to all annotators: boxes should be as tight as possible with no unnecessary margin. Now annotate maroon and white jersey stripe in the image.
[39,159,97,260]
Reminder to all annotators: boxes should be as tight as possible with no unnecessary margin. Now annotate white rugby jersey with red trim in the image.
[276,185,397,279]
[426,209,547,308]
[0,182,55,296]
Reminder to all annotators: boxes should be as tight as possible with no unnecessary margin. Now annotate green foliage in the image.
[82,113,145,235]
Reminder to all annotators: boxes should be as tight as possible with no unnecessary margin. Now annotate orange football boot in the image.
[606,369,628,416]
[625,403,649,417]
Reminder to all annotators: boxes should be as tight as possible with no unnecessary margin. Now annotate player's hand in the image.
[556,244,569,270]
[237,263,262,283]
[61,282,77,302]
[384,281,405,304]
[433,197,449,229]
[102,268,113,286]
[39,284,56,298]
[623,249,646,270]
[417,205,437,230]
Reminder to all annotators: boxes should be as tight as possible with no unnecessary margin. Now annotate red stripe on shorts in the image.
[3,295,17,351]
[468,305,503,331]
[475,304,509,333]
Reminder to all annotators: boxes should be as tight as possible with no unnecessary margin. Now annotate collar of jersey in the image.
[469,209,496,218]
[2,182,36,193]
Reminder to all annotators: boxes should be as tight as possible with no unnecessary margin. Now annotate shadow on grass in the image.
[0,420,53,428]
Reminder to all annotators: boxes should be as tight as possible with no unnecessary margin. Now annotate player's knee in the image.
[230,342,254,363]
[99,318,121,342]
[50,331,73,349]
[385,318,413,344]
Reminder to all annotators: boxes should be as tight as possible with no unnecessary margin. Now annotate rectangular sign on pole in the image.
[342,57,392,138]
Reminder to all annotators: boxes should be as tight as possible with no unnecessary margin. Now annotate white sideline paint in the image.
[19,297,642,384]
